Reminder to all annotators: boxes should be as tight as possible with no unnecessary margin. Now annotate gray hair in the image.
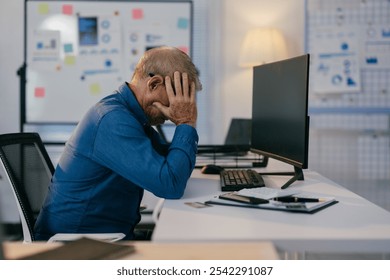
[133,46,202,91]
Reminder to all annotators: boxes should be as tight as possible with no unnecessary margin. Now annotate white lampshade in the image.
[239,27,288,67]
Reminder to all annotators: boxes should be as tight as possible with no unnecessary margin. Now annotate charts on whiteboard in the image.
[306,0,390,182]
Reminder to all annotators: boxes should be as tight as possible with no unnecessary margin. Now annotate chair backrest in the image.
[0,133,55,242]
[0,196,5,259]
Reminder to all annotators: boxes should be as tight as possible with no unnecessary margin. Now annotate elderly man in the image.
[34,46,202,240]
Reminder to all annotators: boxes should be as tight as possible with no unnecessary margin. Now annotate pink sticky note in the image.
[62,4,73,15]
[132,8,144,20]
[34,87,45,98]
[178,46,189,55]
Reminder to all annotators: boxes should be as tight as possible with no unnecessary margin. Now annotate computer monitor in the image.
[251,54,310,189]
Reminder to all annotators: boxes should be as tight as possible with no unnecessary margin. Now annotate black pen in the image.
[273,197,325,203]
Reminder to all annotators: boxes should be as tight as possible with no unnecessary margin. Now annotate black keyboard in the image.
[220,169,265,191]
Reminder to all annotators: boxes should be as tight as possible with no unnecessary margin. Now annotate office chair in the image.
[0,133,54,243]
[0,198,5,259]
[0,133,124,243]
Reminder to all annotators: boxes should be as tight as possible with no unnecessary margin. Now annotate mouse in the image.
[201,164,224,174]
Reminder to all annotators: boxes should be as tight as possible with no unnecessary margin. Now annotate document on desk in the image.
[19,237,135,260]
[205,193,338,214]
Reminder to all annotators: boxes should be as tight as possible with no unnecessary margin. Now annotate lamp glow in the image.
[239,27,288,67]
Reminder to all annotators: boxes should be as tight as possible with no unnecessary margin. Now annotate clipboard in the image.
[205,193,338,214]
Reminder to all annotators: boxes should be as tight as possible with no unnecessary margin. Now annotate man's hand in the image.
[153,71,197,127]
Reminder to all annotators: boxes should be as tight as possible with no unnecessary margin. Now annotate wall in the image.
[305,0,390,211]
[0,0,23,135]
[0,0,24,223]
[220,0,306,141]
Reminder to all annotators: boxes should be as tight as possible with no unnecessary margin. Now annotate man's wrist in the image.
[177,121,196,128]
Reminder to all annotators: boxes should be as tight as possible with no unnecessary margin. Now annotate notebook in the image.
[19,237,135,260]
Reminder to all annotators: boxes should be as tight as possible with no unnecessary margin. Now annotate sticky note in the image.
[64,55,76,65]
[34,87,45,98]
[90,83,101,95]
[36,42,44,49]
[62,4,73,15]
[177,18,189,29]
[63,43,73,53]
[178,46,189,54]
[132,8,144,20]
[38,3,49,15]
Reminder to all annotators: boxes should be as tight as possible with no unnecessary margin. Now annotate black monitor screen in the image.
[251,54,310,169]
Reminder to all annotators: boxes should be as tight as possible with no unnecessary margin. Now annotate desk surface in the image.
[3,241,278,260]
[152,161,390,257]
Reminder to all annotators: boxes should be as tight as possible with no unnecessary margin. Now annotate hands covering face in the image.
[153,71,197,127]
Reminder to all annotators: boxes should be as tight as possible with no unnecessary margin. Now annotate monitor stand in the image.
[252,156,268,168]
[258,166,304,189]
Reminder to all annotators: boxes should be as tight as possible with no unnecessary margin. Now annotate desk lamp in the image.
[239,27,288,67]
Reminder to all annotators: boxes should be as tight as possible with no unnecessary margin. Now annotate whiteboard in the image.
[25,0,192,123]
[306,0,390,109]
[305,0,390,181]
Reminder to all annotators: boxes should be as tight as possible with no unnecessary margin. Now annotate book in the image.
[205,193,338,214]
[19,237,135,260]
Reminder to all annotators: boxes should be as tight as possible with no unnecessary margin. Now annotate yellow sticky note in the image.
[38,3,49,14]
[64,55,76,65]
[90,83,101,95]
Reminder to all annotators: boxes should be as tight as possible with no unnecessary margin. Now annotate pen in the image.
[273,197,325,203]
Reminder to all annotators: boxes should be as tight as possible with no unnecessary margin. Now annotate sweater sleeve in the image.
[92,112,199,199]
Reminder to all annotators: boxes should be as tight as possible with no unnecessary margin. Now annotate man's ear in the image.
[148,75,164,92]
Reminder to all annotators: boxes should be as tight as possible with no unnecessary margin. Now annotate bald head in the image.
[132,46,202,91]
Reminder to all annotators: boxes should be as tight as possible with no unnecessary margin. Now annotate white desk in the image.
[152,161,390,259]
